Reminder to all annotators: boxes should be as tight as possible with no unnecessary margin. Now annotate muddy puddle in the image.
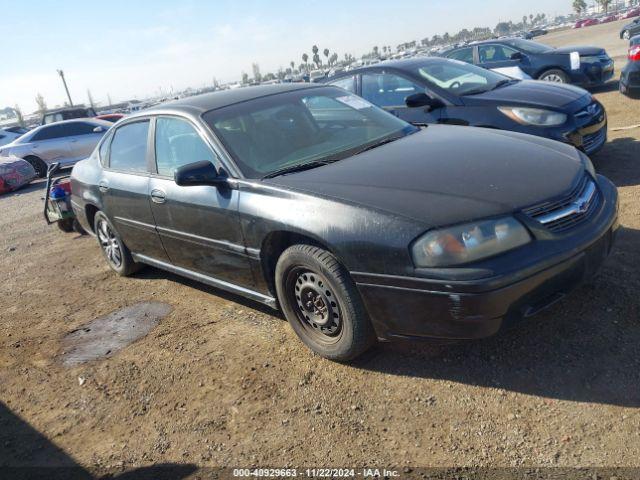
[61,302,172,366]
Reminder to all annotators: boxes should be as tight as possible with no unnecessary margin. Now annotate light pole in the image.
[56,69,73,106]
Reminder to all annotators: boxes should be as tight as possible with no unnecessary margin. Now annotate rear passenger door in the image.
[148,116,254,288]
[360,71,442,124]
[29,125,73,164]
[99,119,169,261]
[64,121,106,162]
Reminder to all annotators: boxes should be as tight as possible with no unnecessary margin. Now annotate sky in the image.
[1,0,571,113]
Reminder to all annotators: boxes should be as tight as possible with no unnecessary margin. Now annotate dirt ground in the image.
[1,20,640,478]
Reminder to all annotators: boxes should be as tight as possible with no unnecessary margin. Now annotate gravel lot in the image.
[1,20,639,477]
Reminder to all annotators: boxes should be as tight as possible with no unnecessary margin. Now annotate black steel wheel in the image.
[275,244,376,361]
[93,211,140,276]
[289,267,343,343]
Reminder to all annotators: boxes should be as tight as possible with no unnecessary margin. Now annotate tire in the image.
[24,156,47,178]
[275,244,376,361]
[623,30,630,40]
[538,69,569,83]
[93,211,140,276]
[57,218,74,233]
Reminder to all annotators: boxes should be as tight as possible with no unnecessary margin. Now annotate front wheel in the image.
[94,211,140,276]
[538,69,569,83]
[275,244,376,361]
[623,30,631,40]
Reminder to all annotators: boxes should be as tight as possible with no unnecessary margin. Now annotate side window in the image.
[108,121,150,173]
[330,76,356,93]
[478,45,518,63]
[446,47,474,64]
[31,125,63,141]
[64,122,98,136]
[155,117,217,177]
[99,131,113,167]
[361,73,423,109]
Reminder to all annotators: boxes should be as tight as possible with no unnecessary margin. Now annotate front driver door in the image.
[360,71,442,125]
[148,116,254,288]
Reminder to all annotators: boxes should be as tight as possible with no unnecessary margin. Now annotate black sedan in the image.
[326,58,608,155]
[443,38,615,88]
[620,16,640,40]
[620,36,640,96]
[71,84,618,361]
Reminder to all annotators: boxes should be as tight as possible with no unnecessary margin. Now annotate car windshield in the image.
[203,87,418,179]
[500,38,552,54]
[415,60,514,96]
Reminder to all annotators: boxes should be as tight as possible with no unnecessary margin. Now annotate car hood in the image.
[551,46,607,56]
[266,126,584,228]
[462,80,590,109]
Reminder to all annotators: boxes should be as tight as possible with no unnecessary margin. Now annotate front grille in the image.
[583,127,607,154]
[522,175,601,233]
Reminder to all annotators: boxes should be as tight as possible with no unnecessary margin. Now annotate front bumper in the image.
[353,176,619,342]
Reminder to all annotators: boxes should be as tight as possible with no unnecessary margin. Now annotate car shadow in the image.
[589,79,620,93]
[0,401,198,479]
[352,226,640,408]
[592,135,640,187]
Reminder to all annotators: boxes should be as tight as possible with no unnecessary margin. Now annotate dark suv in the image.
[41,106,97,125]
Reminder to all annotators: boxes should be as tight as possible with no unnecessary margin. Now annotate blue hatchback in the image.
[443,38,615,88]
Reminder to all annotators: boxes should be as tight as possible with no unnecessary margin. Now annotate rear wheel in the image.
[275,244,376,361]
[24,156,47,178]
[94,211,140,276]
[538,69,569,83]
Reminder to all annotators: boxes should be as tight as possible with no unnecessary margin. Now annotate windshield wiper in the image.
[261,160,329,179]
[491,79,517,90]
[351,134,406,156]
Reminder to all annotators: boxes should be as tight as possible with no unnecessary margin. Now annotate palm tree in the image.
[522,15,527,26]
[323,48,330,63]
[572,0,583,14]
[596,0,611,13]
[312,45,319,56]
[302,53,309,70]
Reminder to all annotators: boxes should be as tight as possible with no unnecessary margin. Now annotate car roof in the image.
[133,84,324,119]
[327,56,454,78]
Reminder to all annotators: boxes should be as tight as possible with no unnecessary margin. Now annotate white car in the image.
[0,126,29,147]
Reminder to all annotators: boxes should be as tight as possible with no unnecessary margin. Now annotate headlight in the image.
[411,217,531,268]
[498,107,567,126]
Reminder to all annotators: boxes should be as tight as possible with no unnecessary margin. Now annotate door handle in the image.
[98,181,109,193]
[150,189,166,204]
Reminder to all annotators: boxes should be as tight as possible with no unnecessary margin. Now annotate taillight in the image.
[630,45,640,62]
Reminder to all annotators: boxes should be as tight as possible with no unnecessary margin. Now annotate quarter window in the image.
[361,73,423,109]
[98,131,113,167]
[154,117,217,176]
[108,121,150,173]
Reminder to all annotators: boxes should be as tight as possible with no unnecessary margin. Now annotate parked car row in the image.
[69,84,618,361]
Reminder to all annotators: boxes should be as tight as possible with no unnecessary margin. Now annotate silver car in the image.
[0,119,111,177]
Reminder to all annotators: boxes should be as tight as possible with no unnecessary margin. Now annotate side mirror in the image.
[174,161,226,187]
[93,126,105,133]
[510,51,525,61]
[405,93,444,110]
